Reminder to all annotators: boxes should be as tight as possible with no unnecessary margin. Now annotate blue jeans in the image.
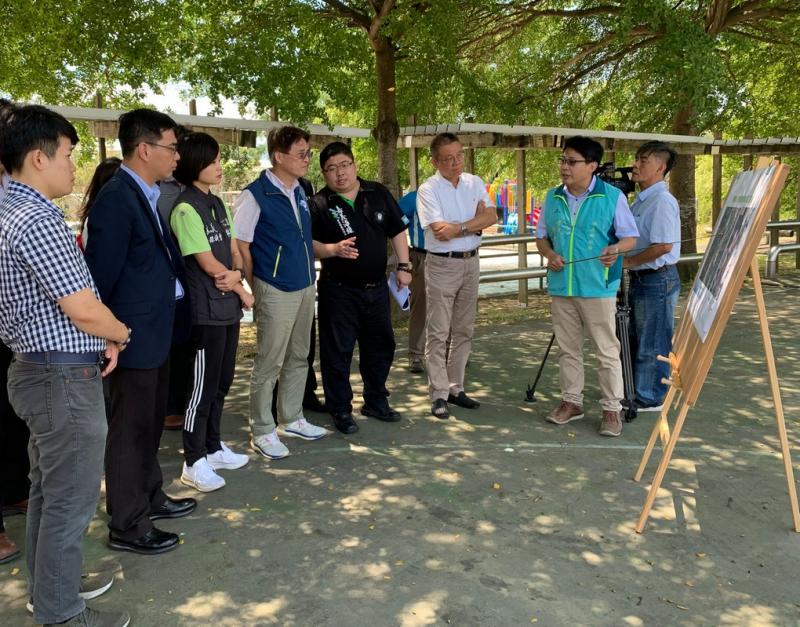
[7,359,106,624]
[628,265,680,407]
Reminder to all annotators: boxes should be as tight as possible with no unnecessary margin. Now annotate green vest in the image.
[543,178,622,298]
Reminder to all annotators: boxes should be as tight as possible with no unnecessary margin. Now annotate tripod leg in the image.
[525,333,556,402]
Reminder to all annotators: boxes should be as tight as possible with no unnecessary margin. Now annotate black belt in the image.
[411,247,427,255]
[430,248,479,259]
[629,264,674,276]
[15,351,101,365]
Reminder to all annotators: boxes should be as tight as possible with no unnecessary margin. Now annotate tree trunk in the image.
[670,104,698,281]
[371,34,400,198]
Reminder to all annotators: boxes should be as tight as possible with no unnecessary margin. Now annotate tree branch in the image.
[320,0,370,29]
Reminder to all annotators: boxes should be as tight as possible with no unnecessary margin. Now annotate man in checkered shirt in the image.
[0,106,131,627]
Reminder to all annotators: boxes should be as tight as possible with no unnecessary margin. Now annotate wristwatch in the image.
[459,223,468,236]
[397,261,412,274]
[118,326,132,351]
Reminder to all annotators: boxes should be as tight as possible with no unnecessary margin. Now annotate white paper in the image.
[387,272,410,311]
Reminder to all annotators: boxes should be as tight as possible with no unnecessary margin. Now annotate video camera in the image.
[598,162,636,197]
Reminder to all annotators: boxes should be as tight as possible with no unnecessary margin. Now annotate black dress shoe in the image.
[361,405,401,422]
[303,395,329,413]
[331,412,359,434]
[149,496,197,521]
[447,391,480,409]
[108,528,179,555]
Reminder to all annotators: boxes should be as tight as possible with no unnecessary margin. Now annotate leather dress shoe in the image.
[303,394,329,413]
[447,391,480,409]
[361,405,401,422]
[149,496,197,521]
[163,414,184,430]
[108,528,179,555]
[331,412,359,434]
[2,499,28,516]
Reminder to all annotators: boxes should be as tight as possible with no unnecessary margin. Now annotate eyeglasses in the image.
[558,157,587,167]
[144,142,178,154]
[322,160,354,174]
[436,151,465,166]
[283,149,313,161]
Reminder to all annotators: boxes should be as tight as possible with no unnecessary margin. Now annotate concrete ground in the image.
[3,280,800,626]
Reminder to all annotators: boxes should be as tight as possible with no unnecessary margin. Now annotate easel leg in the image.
[750,259,800,532]
[635,401,691,533]
[634,385,677,482]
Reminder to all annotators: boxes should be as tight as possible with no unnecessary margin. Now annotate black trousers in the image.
[318,280,395,413]
[166,340,194,417]
[183,324,239,466]
[0,342,30,533]
[106,361,169,540]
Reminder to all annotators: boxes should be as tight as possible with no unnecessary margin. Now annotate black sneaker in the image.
[431,399,449,419]
[447,391,480,409]
[44,607,130,627]
[361,405,401,422]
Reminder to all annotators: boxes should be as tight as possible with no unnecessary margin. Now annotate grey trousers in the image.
[7,359,106,624]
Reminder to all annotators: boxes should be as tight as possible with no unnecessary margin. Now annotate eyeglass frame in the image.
[435,151,466,167]
[322,160,355,174]
[558,157,589,167]
[143,141,179,154]
[281,149,314,162]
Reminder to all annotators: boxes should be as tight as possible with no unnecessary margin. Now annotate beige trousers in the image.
[424,254,480,401]
[407,248,427,360]
[249,279,315,436]
[550,296,622,412]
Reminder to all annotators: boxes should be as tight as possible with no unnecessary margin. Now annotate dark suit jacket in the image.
[85,168,183,369]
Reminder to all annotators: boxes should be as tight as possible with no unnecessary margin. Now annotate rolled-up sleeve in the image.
[416,183,443,228]
[232,190,260,243]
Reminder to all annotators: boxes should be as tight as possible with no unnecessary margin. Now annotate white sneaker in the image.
[252,431,290,459]
[282,417,327,441]
[637,404,664,413]
[181,458,226,492]
[207,442,250,470]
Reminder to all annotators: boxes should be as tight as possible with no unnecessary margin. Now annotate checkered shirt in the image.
[0,180,106,353]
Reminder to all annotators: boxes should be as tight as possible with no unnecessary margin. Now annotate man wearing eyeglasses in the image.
[309,142,411,434]
[234,126,326,461]
[85,109,196,555]
[535,136,639,437]
[417,132,498,419]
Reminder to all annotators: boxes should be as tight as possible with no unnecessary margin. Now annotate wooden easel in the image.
[633,160,800,533]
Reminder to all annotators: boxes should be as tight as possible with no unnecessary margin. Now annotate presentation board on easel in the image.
[634,159,800,533]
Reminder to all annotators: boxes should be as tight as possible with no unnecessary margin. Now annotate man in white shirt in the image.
[416,133,497,419]
[234,126,326,461]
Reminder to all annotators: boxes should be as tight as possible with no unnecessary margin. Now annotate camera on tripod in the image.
[598,162,636,197]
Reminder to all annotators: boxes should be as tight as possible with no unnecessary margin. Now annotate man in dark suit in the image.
[85,109,196,555]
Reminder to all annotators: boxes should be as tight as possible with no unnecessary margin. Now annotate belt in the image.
[14,351,101,365]
[430,248,479,259]
[629,264,674,276]
[410,247,427,255]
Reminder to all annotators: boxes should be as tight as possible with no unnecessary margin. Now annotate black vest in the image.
[173,186,242,326]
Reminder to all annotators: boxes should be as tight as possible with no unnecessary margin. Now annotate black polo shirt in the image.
[310,178,407,286]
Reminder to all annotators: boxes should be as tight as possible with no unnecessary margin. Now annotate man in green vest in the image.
[536,136,639,437]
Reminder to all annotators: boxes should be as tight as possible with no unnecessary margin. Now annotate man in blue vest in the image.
[398,190,427,374]
[624,141,681,412]
[536,136,639,437]
[234,126,327,460]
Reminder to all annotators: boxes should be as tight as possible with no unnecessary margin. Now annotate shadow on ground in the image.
[3,282,800,625]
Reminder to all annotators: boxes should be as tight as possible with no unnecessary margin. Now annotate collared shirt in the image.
[233,169,302,242]
[398,191,425,250]
[417,171,493,253]
[627,180,681,270]
[120,164,184,299]
[0,181,106,353]
[536,175,639,239]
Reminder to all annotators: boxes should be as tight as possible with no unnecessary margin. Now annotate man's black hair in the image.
[267,125,310,159]
[563,136,604,165]
[0,105,79,174]
[430,132,460,159]
[636,141,678,175]
[319,141,354,169]
[118,108,178,158]
[173,132,220,187]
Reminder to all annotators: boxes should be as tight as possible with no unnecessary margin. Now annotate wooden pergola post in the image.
[407,115,419,190]
[796,167,800,269]
[711,132,722,226]
[189,99,197,116]
[516,148,528,306]
[94,92,106,161]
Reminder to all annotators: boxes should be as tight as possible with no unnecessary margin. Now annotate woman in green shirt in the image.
[170,132,254,492]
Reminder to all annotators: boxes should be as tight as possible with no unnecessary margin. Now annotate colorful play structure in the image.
[486,179,541,235]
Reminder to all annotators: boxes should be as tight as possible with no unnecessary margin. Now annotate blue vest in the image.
[245,172,316,292]
[543,178,622,298]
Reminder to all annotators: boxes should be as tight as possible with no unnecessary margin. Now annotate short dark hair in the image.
[118,108,178,158]
[636,141,678,175]
[173,132,220,187]
[563,136,604,165]
[0,105,79,174]
[430,132,460,159]
[267,125,310,159]
[319,141,354,169]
